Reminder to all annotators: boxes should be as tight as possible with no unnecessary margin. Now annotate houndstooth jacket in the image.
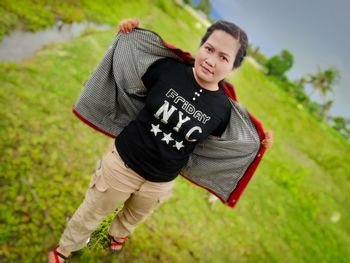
[73,28,267,208]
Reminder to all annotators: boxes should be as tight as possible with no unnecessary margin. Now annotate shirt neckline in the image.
[185,66,221,93]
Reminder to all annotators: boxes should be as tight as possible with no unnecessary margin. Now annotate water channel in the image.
[0,21,113,62]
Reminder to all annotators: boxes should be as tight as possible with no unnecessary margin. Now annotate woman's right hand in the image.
[117,18,140,33]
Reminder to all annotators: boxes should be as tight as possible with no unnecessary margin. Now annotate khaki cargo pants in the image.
[59,143,175,253]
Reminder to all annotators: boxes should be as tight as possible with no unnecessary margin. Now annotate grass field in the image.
[1,1,350,262]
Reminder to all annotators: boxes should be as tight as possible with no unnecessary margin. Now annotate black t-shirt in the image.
[115,58,231,182]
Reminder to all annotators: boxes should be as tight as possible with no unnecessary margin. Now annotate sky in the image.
[194,0,349,118]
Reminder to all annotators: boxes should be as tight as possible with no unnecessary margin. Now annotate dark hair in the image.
[200,20,248,68]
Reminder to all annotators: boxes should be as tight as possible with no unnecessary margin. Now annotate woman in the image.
[48,18,273,262]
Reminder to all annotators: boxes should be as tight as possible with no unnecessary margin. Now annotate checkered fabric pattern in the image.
[74,28,261,203]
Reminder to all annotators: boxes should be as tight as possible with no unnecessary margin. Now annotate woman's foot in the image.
[48,245,70,263]
[109,236,128,254]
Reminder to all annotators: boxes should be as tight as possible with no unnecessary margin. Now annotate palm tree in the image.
[297,67,340,120]
[303,67,340,102]
[319,100,334,120]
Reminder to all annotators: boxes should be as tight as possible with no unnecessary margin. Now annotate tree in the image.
[265,50,294,78]
[247,44,267,65]
[332,116,350,140]
[195,0,211,16]
[299,67,340,101]
[318,100,334,120]
[296,67,341,120]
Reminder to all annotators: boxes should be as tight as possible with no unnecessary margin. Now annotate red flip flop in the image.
[109,235,128,254]
[48,245,69,263]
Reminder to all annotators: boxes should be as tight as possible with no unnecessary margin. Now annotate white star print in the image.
[161,132,174,144]
[150,124,162,136]
[173,140,184,150]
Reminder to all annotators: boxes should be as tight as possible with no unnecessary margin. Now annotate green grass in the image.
[0,0,205,42]
[1,1,350,262]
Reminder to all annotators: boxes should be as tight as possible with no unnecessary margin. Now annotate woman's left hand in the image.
[262,131,273,149]
[117,18,140,33]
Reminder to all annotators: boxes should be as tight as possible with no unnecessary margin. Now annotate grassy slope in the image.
[1,1,350,262]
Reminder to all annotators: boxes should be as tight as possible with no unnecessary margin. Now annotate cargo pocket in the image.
[88,159,108,192]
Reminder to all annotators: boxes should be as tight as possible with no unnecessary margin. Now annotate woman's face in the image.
[193,30,241,90]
